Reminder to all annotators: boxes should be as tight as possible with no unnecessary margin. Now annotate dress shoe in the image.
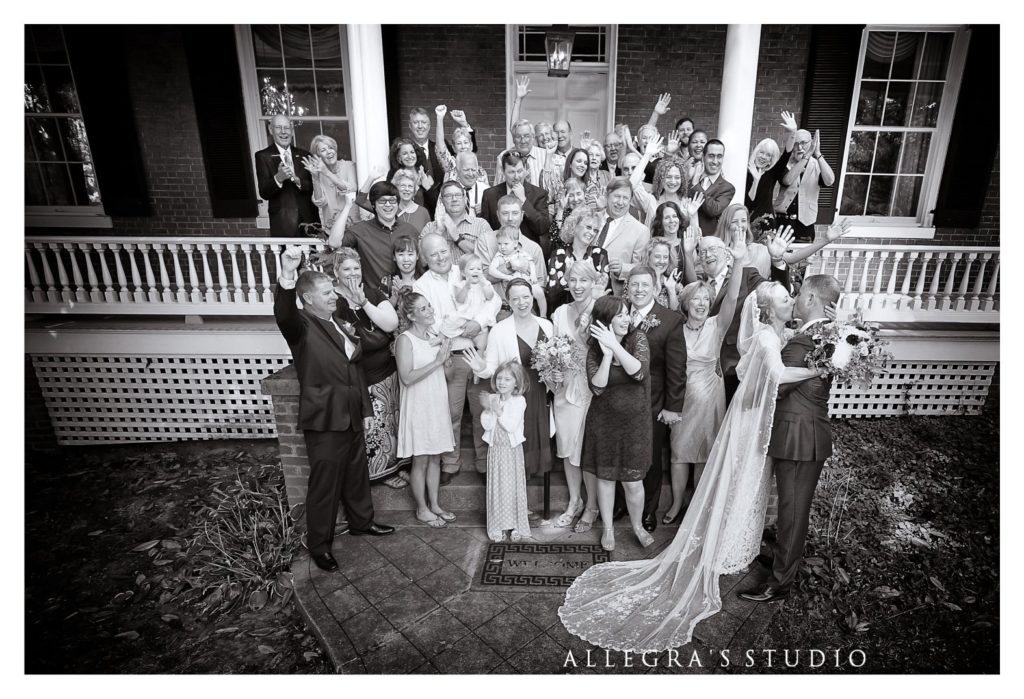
[737,584,790,603]
[311,551,339,572]
[439,472,455,486]
[754,553,774,569]
[642,513,657,533]
[612,506,627,521]
[348,523,396,537]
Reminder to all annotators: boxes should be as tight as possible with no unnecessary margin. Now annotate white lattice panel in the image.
[827,362,996,417]
[30,354,290,444]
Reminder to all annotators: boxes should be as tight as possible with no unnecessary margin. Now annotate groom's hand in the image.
[658,409,681,425]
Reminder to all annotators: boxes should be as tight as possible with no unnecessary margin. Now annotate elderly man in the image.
[619,152,651,224]
[498,76,549,187]
[772,126,836,242]
[254,115,316,237]
[414,234,501,482]
[475,195,546,296]
[535,122,557,155]
[274,247,394,571]
[548,119,574,175]
[693,139,736,236]
[601,130,624,176]
[481,152,550,253]
[329,182,419,289]
[420,180,492,263]
[408,106,477,185]
[451,152,489,217]
[594,177,650,295]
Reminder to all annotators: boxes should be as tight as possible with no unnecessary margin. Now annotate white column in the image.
[346,24,390,183]
[717,24,761,204]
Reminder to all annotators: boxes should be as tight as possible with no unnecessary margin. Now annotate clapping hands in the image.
[589,320,619,355]
[301,155,324,175]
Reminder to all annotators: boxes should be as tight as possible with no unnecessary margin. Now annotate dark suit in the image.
[255,144,317,237]
[274,282,375,556]
[694,175,736,236]
[479,181,551,254]
[766,324,833,588]
[415,132,478,190]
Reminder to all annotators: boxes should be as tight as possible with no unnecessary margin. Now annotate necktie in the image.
[631,308,644,328]
[595,217,612,248]
[702,177,711,191]
[708,277,718,296]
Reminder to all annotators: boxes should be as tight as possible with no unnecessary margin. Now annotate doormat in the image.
[471,542,610,594]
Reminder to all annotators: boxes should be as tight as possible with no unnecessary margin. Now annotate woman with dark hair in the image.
[579,294,652,552]
[649,200,693,265]
[385,234,423,306]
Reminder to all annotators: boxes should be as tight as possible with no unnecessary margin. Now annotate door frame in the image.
[504,25,618,150]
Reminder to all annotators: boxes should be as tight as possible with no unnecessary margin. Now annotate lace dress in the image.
[559,295,785,652]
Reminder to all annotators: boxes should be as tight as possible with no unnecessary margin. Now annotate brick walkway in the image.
[292,510,782,674]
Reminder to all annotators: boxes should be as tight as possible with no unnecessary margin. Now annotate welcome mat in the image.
[471,542,610,594]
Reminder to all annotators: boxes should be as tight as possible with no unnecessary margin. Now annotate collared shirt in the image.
[494,145,548,188]
[461,180,487,215]
[547,149,567,177]
[413,266,500,350]
[342,217,420,291]
[274,144,295,189]
[799,317,827,334]
[420,214,492,264]
[598,212,627,247]
[276,275,355,357]
[631,299,655,327]
[700,171,722,190]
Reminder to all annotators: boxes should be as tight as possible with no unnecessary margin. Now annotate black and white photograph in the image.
[18,7,1006,681]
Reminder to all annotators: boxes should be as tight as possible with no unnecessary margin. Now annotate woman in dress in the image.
[549,260,604,531]
[394,288,455,528]
[559,281,827,652]
[332,248,405,489]
[745,137,782,230]
[434,104,489,185]
[579,295,652,552]
[545,208,609,314]
[465,279,554,495]
[584,141,611,206]
[391,169,431,233]
[548,177,586,247]
[302,134,357,229]
[715,203,773,278]
[636,237,681,312]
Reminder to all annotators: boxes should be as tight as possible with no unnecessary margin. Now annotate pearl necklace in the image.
[685,321,705,332]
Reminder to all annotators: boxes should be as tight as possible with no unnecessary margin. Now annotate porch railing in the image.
[25,236,999,322]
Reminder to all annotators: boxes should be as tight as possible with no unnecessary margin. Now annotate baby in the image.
[444,253,495,350]
[489,225,547,317]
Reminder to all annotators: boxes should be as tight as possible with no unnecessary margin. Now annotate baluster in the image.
[900,251,918,310]
[184,243,201,303]
[210,243,229,303]
[914,252,932,310]
[198,243,215,303]
[940,252,962,311]
[955,252,976,312]
[79,243,101,303]
[36,242,59,303]
[841,250,859,310]
[60,242,88,303]
[242,243,259,303]
[858,251,873,310]
[885,251,903,310]
[25,247,45,303]
[970,253,992,311]
[96,243,115,303]
[983,259,1000,311]
[927,253,944,311]
[169,243,188,304]
[228,242,245,304]
[124,243,146,303]
[152,243,174,303]
[47,242,73,303]
[258,242,272,304]
[870,250,887,309]
[138,242,160,303]
[829,247,843,281]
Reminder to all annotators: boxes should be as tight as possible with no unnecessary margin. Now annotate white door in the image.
[514,71,608,143]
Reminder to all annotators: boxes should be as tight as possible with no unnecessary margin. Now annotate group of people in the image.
[267,88,852,651]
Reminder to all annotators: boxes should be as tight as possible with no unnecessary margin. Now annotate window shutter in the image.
[182,27,259,219]
[801,25,864,225]
[63,26,150,217]
[931,26,999,229]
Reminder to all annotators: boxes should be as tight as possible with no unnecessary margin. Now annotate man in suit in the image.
[481,151,550,254]
[693,139,736,236]
[274,247,394,572]
[255,115,317,237]
[596,177,651,295]
[739,274,841,603]
[475,195,546,301]
[612,266,687,532]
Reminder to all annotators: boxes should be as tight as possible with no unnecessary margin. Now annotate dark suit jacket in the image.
[768,329,833,462]
[637,302,687,415]
[479,181,550,246]
[416,132,478,188]
[711,264,791,378]
[255,144,316,236]
[695,175,737,236]
[274,284,373,432]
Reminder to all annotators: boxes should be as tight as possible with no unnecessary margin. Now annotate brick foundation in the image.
[261,366,310,526]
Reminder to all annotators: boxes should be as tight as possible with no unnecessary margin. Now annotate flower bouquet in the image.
[531,334,585,389]
[804,312,893,388]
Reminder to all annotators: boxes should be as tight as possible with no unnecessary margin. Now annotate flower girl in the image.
[481,360,531,542]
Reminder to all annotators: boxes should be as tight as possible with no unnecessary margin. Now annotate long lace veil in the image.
[558,289,785,652]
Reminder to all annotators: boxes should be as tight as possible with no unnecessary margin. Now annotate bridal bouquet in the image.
[531,335,585,388]
[804,313,893,388]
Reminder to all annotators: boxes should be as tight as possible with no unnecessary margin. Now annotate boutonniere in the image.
[637,314,661,333]
[339,320,357,337]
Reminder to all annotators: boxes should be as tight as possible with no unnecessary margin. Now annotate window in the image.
[25,25,108,225]
[516,25,609,64]
[836,26,968,236]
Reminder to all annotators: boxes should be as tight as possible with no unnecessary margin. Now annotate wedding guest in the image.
[550,148,599,210]
[302,134,357,229]
[535,121,557,154]
[580,295,652,551]
[550,261,602,531]
[500,78,549,187]
[489,226,547,317]
[434,105,489,186]
[552,120,575,171]
[421,180,492,263]
[481,361,532,542]
[386,137,433,201]
[773,124,836,242]
[482,153,551,253]
[634,123,662,185]
[745,111,798,228]
[475,196,547,297]
[451,253,497,351]
[394,287,456,528]
[693,139,736,236]
[674,116,695,148]
[602,130,625,176]
[545,208,610,315]
[391,169,431,233]
[629,136,688,223]
[466,279,554,495]
[547,177,587,247]
[445,152,489,218]
[637,237,682,311]
[716,203,774,278]
[409,106,472,185]
[649,200,695,265]
[585,142,611,202]
[255,115,315,237]
[385,234,423,306]
[331,248,405,490]
[595,177,650,295]
[618,152,652,224]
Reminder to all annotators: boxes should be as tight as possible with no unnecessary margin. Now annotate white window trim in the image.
[235,25,355,229]
[834,25,970,239]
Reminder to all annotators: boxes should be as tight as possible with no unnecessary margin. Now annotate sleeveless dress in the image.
[518,332,554,477]
[550,303,593,466]
[396,331,455,458]
[671,313,727,463]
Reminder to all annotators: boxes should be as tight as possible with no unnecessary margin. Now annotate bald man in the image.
[254,115,316,236]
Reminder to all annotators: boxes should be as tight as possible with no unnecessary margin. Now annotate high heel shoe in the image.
[600,529,615,552]
[636,529,655,548]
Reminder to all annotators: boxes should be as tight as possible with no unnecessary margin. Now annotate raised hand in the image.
[579,129,593,149]
[435,104,448,120]
[301,155,324,174]
[727,232,749,263]
[666,131,681,154]
[515,75,531,100]
[450,109,469,127]
[780,110,798,131]
[663,268,681,293]
[654,92,672,115]
[644,135,665,158]
[370,164,387,180]
[589,320,619,355]
[685,191,705,218]
[682,226,700,257]
[463,346,486,373]
[281,245,304,277]
[767,226,795,259]
[825,218,852,242]
[344,277,367,307]
[418,166,434,190]
[812,129,822,158]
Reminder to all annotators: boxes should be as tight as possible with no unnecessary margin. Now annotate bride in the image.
[558,279,826,653]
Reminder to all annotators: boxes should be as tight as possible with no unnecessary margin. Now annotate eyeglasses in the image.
[441,192,466,201]
[376,198,399,205]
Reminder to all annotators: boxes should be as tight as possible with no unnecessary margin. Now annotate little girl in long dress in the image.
[481,361,531,542]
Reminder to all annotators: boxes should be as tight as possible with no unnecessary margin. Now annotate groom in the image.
[739,274,841,602]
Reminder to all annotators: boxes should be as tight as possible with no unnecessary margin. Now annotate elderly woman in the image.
[637,237,681,311]
[330,247,406,489]
[302,134,357,229]
[548,177,586,245]
[584,141,611,203]
[465,279,554,498]
[391,169,431,233]
[545,207,610,315]
[580,295,652,551]
[745,137,782,228]
[434,105,489,185]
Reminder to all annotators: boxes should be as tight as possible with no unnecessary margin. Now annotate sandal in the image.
[554,501,585,528]
[382,475,408,489]
[600,529,615,552]
[510,530,523,542]
[573,508,600,534]
[416,513,448,528]
[433,510,457,522]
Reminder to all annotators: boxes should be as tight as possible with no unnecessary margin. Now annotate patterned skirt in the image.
[366,372,401,480]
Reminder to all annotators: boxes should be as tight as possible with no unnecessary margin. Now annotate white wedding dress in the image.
[558,293,787,653]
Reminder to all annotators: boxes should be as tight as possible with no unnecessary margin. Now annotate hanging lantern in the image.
[545,27,576,78]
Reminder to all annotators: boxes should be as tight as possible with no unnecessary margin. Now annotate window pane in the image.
[874,132,903,173]
[252,25,283,68]
[840,174,869,215]
[882,81,912,126]
[40,163,75,205]
[28,117,65,161]
[866,175,895,216]
[890,33,921,80]
[322,121,352,161]
[25,65,51,113]
[25,26,38,64]
[26,164,47,205]
[31,26,68,64]
[66,162,90,206]
[855,81,885,125]
[892,176,923,217]
[900,132,931,174]
[847,132,876,172]
[292,120,321,153]
[81,161,101,204]
[58,117,93,162]
[43,65,80,114]
[910,81,943,127]
[257,69,289,116]
[279,25,313,68]
[309,25,342,68]
[284,69,317,118]
[919,33,952,80]
[862,31,894,79]
[316,69,346,117]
